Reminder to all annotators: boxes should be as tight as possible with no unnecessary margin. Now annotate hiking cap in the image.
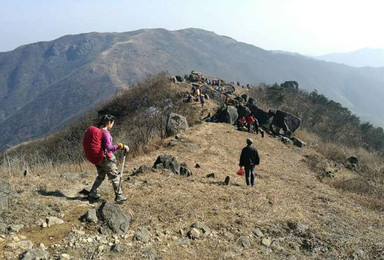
[247,138,253,145]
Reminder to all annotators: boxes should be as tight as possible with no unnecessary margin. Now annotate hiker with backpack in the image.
[83,114,129,203]
[239,138,260,187]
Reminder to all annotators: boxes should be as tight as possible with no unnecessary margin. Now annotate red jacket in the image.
[246,115,255,125]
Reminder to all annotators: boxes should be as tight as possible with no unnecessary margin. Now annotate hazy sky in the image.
[1,0,384,55]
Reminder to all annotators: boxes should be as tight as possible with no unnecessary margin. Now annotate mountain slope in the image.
[2,28,384,150]
[1,122,383,259]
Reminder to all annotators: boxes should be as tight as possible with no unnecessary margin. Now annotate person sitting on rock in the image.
[239,138,260,187]
[89,114,130,203]
[246,114,255,132]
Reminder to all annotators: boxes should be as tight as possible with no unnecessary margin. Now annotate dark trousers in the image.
[245,165,255,186]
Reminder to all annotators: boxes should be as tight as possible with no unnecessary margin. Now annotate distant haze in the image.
[316,48,384,67]
[2,0,384,55]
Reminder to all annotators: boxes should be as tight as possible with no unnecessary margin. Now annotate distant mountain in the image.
[1,28,384,150]
[316,48,384,67]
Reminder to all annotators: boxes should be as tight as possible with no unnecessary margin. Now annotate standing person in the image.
[239,138,260,187]
[200,94,205,107]
[88,114,129,203]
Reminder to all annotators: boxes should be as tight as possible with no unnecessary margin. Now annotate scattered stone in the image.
[207,173,215,178]
[191,221,211,234]
[8,224,24,233]
[0,179,19,210]
[98,202,131,234]
[287,221,308,234]
[236,236,251,248]
[166,113,188,137]
[262,238,272,247]
[224,176,230,185]
[187,228,201,240]
[177,238,191,246]
[60,253,71,260]
[153,154,180,174]
[46,216,64,227]
[42,223,48,228]
[224,231,235,241]
[253,228,264,238]
[134,227,150,243]
[180,166,193,177]
[141,247,157,260]
[6,240,33,250]
[292,137,306,148]
[281,137,293,145]
[195,163,201,168]
[80,209,98,223]
[19,248,49,260]
[23,170,29,176]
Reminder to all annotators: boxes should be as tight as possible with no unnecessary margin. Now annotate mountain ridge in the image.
[1,28,384,150]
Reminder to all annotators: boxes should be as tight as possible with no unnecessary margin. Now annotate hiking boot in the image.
[115,194,127,204]
[88,191,101,199]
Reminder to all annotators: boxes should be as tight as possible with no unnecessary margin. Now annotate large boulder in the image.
[200,84,221,102]
[237,105,251,119]
[97,202,131,235]
[213,105,238,124]
[270,110,301,136]
[166,113,188,137]
[153,154,180,174]
[19,249,49,260]
[0,179,19,210]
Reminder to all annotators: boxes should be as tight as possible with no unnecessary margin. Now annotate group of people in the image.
[187,85,208,107]
[237,114,264,137]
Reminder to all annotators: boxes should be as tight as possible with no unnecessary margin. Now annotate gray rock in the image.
[224,231,235,241]
[191,221,211,234]
[206,173,215,178]
[253,228,264,238]
[98,202,131,235]
[46,216,64,227]
[270,110,301,136]
[237,105,251,119]
[262,238,272,247]
[0,179,19,210]
[236,236,251,248]
[8,224,24,233]
[213,105,239,124]
[6,240,33,250]
[292,137,306,148]
[111,244,130,253]
[281,137,293,145]
[134,227,150,243]
[166,113,188,137]
[153,154,180,174]
[177,238,191,246]
[141,247,157,260]
[187,228,201,240]
[0,223,8,234]
[19,248,49,260]
[180,166,193,177]
[81,209,98,223]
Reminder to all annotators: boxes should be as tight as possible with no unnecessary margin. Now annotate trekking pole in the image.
[118,150,128,191]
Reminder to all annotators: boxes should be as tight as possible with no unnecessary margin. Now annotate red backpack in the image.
[83,126,105,165]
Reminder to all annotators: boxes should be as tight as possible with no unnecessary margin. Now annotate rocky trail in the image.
[1,117,383,259]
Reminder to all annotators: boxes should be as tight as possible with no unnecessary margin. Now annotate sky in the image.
[1,0,384,55]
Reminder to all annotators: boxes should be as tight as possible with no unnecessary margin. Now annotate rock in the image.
[80,209,98,223]
[175,75,184,82]
[191,221,211,234]
[224,176,230,185]
[262,238,272,247]
[206,173,215,178]
[236,236,251,248]
[224,231,235,241]
[46,216,64,227]
[0,179,19,210]
[180,166,192,177]
[153,154,180,174]
[0,223,8,234]
[6,240,33,250]
[166,113,188,137]
[19,248,49,260]
[177,238,191,246]
[98,202,131,235]
[241,94,249,102]
[187,228,201,240]
[195,163,201,168]
[281,137,293,145]
[8,224,24,233]
[141,247,157,260]
[213,105,239,124]
[60,253,71,260]
[291,137,306,148]
[237,105,251,119]
[253,228,264,238]
[134,227,150,243]
[270,110,301,136]
[287,221,308,234]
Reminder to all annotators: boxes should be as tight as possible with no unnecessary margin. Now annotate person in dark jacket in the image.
[239,138,260,187]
